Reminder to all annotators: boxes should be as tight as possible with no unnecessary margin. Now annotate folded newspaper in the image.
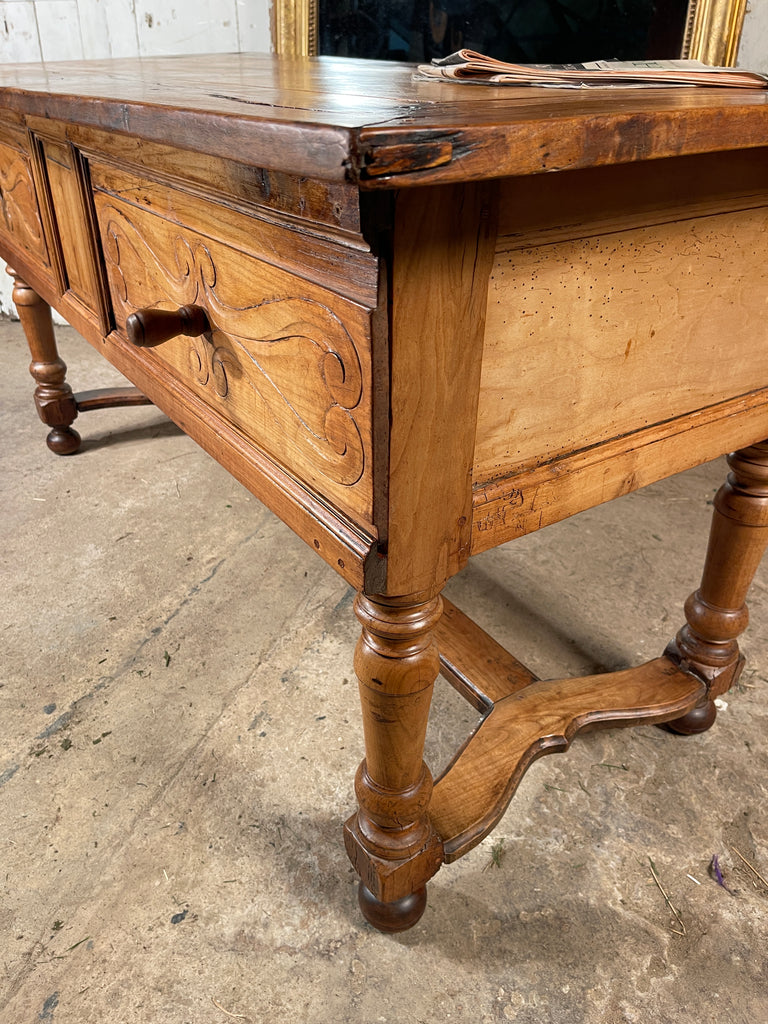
[416,50,768,89]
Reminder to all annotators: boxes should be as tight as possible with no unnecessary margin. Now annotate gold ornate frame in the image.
[272,0,748,65]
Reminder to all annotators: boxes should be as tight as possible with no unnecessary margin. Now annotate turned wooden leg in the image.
[8,267,80,454]
[343,593,445,932]
[667,442,768,733]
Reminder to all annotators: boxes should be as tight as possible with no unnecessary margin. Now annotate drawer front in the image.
[0,133,48,267]
[91,167,375,526]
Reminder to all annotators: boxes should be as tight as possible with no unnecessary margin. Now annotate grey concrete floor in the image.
[1,318,767,1024]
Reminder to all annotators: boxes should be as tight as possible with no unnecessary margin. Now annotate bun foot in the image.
[666,698,717,735]
[358,883,427,933]
[47,425,81,455]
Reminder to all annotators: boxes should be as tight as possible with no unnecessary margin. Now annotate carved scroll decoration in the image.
[100,202,366,489]
[0,150,47,261]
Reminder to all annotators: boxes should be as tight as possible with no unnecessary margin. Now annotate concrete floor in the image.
[1,318,767,1024]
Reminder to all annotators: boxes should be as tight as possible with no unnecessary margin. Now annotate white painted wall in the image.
[0,0,767,316]
[738,1,768,71]
[0,0,270,62]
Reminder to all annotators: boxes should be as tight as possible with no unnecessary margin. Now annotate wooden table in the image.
[2,54,768,933]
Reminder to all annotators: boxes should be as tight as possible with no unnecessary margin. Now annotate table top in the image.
[2,52,768,185]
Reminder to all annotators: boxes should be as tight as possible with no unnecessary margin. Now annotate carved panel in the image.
[95,191,374,523]
[0,139,48,264]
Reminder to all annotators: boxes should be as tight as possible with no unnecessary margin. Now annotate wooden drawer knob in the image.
[126,304,210,347]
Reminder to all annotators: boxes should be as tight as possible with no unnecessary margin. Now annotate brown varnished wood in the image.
[126,305,210,348]
[62,122,364,234]
[435,598,537,711]
[430,658,706,861]
[97,324,377,592]
[0,132,48,267]
[74,386,151,412]
[89,161,377,308]
[374,181,498,597]
[357,883,427,933]
[8,268,80,454]
[2,215,377,591]
[3,57,768,187]
[667,441,768,732]
[3,56,768,933]
[94,177,376,528]
[30,125,111,335]
[475,203,768,491]
[495,148,768,248]
[343,593,444,922]
[471,388,768,552]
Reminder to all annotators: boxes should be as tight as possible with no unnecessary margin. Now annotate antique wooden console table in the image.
[3,54,768,932]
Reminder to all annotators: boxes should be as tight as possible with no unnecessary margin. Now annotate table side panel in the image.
[31,131,112,335]
[476,208,768,482]
[90,163,377,528]
[471,157,768,549]
[0,122,49,271]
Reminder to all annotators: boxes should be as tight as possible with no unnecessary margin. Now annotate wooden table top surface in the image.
[2,52,768,184]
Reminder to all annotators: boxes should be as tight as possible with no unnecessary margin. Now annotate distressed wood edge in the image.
[471,390,768,553]
[430,657,706,861]
[354,102,768,188]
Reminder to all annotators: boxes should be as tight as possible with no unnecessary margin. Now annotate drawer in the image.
[0,127,49,268]
[90,164,376,527]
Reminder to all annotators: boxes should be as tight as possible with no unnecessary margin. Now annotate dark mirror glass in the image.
[318,0,692,64]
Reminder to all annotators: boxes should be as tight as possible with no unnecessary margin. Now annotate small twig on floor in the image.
[649,857,686,936]
[732,846,768,891]
[483,838,506,872]
[211,996,250,1020]
[64,936,91,953]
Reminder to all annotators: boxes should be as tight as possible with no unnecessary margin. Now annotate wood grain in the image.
[9,270,80,454]
[3,56,768,186]
[667,441,768,732]
[94,181,376,526]
[64,122,364,234]
[4,55,768,933]
[30,127,111,334]
[435,598,537,710]
[0,134,48,265]
[99,325,377,590]
[475,206,768,485]
[376,180,498,597]
[471,384,768,553]
[431,658,705,861]
[344,593,445,913]
[89,160,377,308]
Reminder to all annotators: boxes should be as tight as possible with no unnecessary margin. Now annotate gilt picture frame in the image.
[272,0,747,67]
